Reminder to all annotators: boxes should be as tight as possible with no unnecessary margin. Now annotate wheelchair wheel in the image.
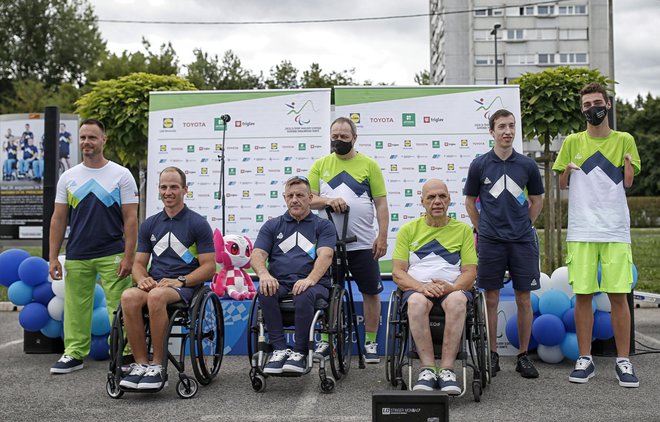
[251,373,266,392]
[176,376,199,399]
[107,306,128,398]
[386,291,407,388]
[384,290,398,383]
[320,376,336,394]
[472,291,490,386]
[106,377,124,399]
[472,380,482,403]
[190,290,224,385]
[329,287,353,380]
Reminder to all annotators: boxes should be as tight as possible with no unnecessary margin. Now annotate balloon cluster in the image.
[505,264,638,364]
[0,249,110,361]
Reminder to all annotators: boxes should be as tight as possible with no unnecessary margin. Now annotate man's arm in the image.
[372,196,389,259]
[48,203,69,280]
[624,153,634,188]
[432,264,477,295]
[291,246,334,295]
[310,192,347,213]
[464,195,480,231]
[158,252,216,289]
[527,194,543,225]
[392,259,445,298]
[118,203,138,278]
[132,251,157,291]
[251,248,279,296]
[559,163,580,190]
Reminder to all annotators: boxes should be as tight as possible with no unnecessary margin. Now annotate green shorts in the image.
[566,242,633,294]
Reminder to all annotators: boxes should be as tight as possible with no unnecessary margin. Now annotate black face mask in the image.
[583,105,608,126]
[331,139,353,155]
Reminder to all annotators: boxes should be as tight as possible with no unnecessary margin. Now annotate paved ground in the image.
[1,308,659,422]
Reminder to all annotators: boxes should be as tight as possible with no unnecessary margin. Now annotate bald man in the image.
[392,179,477,393]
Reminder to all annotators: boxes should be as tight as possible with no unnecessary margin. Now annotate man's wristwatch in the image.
[177,276,187,287]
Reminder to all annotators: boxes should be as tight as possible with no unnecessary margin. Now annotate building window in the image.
[559,28,588,40]
[475,56,503,65]
[558,5,588,15]
[474,7,503,17]
[538,53,555,64]
[559,53,588,64]
[506,29,524,40]
[538,5,555,16]
[509,54,536,65]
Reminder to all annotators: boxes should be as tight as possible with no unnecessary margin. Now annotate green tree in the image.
[301,63,355,88]
[265,60,299,89]
[616,94,660,196]
[186,49,262,90]
[0,0,105,86]
[1,80,80,113]
[75,73,196,172]
[513,67,612,273]
[415,70,431,85]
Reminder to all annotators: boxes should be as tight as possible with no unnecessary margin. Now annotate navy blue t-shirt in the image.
[463,149,544,242]
[137,205,215,281]
[254,211,336,288]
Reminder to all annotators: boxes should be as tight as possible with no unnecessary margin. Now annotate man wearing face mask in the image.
[553,83,641,388]
[307,116,389,364]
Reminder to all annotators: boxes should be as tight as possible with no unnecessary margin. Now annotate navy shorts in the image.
[347,249,383,295]
[401,289,473,307]
[168,286,198,305]
[476,235,540,291]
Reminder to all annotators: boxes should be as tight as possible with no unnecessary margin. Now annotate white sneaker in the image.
[363,341,380,364]
[282,351,307,373]
[313,341,331,362]
[264,349,290,374]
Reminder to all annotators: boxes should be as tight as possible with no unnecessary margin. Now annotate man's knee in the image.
[407,293,431,318]
[121,288,146,310]
[146,288,172,311]
[443,292,467,317]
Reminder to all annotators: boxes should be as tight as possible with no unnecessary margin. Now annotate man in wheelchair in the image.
[251,175,336,374]
[119,167,216,390]
[392,179,477,394]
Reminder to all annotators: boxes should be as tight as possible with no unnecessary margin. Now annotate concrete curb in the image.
[0,302,20,312]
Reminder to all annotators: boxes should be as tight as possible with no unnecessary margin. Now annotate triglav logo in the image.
[285,100,318,125]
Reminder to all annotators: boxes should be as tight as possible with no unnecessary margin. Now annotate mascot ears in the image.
[213,229,225,263]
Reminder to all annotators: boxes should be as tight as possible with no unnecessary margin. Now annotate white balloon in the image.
[48,296,65,321]
[535,272,552,297]
[537,344,564,364]
[549,266,575,299]
[51,279,65,297]
[594,293,612,312]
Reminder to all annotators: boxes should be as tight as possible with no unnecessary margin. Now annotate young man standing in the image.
[553,83,641,388]
[463,109,544,379]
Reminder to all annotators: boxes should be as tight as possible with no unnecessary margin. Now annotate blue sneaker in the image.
[364,341,380,364]
[264,349,290,374]
[438,369,461,395]
[569,356,595,383]
[138,365,165,389]
[313,341,331,362]
[412,368,438,391]
[282,351,307,373]
[50,355,84,374]
[119,363,148,389]
[615,360,639,388]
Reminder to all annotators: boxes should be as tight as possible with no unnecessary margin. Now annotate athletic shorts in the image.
[476,235,540,292]
[165,285,198,305]
[566,242,633,294]
[401,288,473,307]
[347,249,384,295]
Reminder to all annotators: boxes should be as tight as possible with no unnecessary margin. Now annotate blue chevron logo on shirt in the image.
[488,175,526,205]
[580,151,624,184]
[278,232,317,259]
[70,179,121,208]
[327,170,372,199]
[413,239,460,265]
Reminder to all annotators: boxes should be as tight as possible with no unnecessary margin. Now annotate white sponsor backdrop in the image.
[147,90,331,240]
[334,86,522,261]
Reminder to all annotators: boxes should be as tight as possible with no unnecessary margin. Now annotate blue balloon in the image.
[560,332,580,361]
[532,314,566,346]
[93,284,106,309]
[530,292,540,314]
[90,335,110,361]
[41,318,63,338]
[19,302,50,332]
[32,282,55,305]
[501,279,515,297]
[18,256,49,287]
[593,310,614,340]
[505,313,538,351]
[632,263,638,289]
[91,307,111,336]
[539,290,571,317]
[562,308,576,333]
[0,249,31,287]
[8,280,33,306]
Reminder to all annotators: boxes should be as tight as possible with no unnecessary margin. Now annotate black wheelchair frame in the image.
[106,285,224,399]
[384,288,492,402]
[246,206,359,393]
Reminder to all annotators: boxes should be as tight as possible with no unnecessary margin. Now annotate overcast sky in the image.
[89,0,660,102]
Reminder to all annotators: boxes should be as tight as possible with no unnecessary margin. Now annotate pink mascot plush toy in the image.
[211,229,256,300]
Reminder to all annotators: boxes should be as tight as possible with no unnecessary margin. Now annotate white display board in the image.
[334,86,522,263]
[147,89,331,240]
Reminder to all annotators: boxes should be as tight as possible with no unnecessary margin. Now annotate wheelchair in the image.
[384,287,491,402]
[247,207,359,393]
[106,285,224,399]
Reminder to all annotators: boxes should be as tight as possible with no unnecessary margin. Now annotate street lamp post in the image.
[490,24,501,85]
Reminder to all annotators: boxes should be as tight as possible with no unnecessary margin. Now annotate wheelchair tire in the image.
[251,374,267,393]
[176,376,199,399]
[106,377,124,399]
[320,376,336,394]
[386,291,406,388]
[190,290,224,385]
[472,380,482,403]
[472,292,490,387]
[384,290,398,384]
[329,288,353,380]
[107,306,128,395]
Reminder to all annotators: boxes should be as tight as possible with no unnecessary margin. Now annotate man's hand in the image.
[258,275,279,296]
[372,235,387,260]
[431,279,455,296]
[117,256,133,279]
[292,277,315,295]
[136,276,158,292]
[624,153,632,162]
[325,197,347,213]
[418,281,445,298]
[157,278,182,288]
[49,260,62,281]
[566,162,581,172]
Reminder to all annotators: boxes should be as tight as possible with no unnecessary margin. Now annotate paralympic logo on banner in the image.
[474,96,505,120]
[285,100,318,125]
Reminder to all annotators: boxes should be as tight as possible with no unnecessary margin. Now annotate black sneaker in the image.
[119,363,148,389]
[282,351,307,373]
[569,356,595,384]
[615,360,639,388]
[438,369,461,395]
[490,351,501,377]
[313,341,331,362]
[50,355,84,374]
[516,354,539,378]
[363,341,380,364]
[264,349,290,374]
[138,365,165,389]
